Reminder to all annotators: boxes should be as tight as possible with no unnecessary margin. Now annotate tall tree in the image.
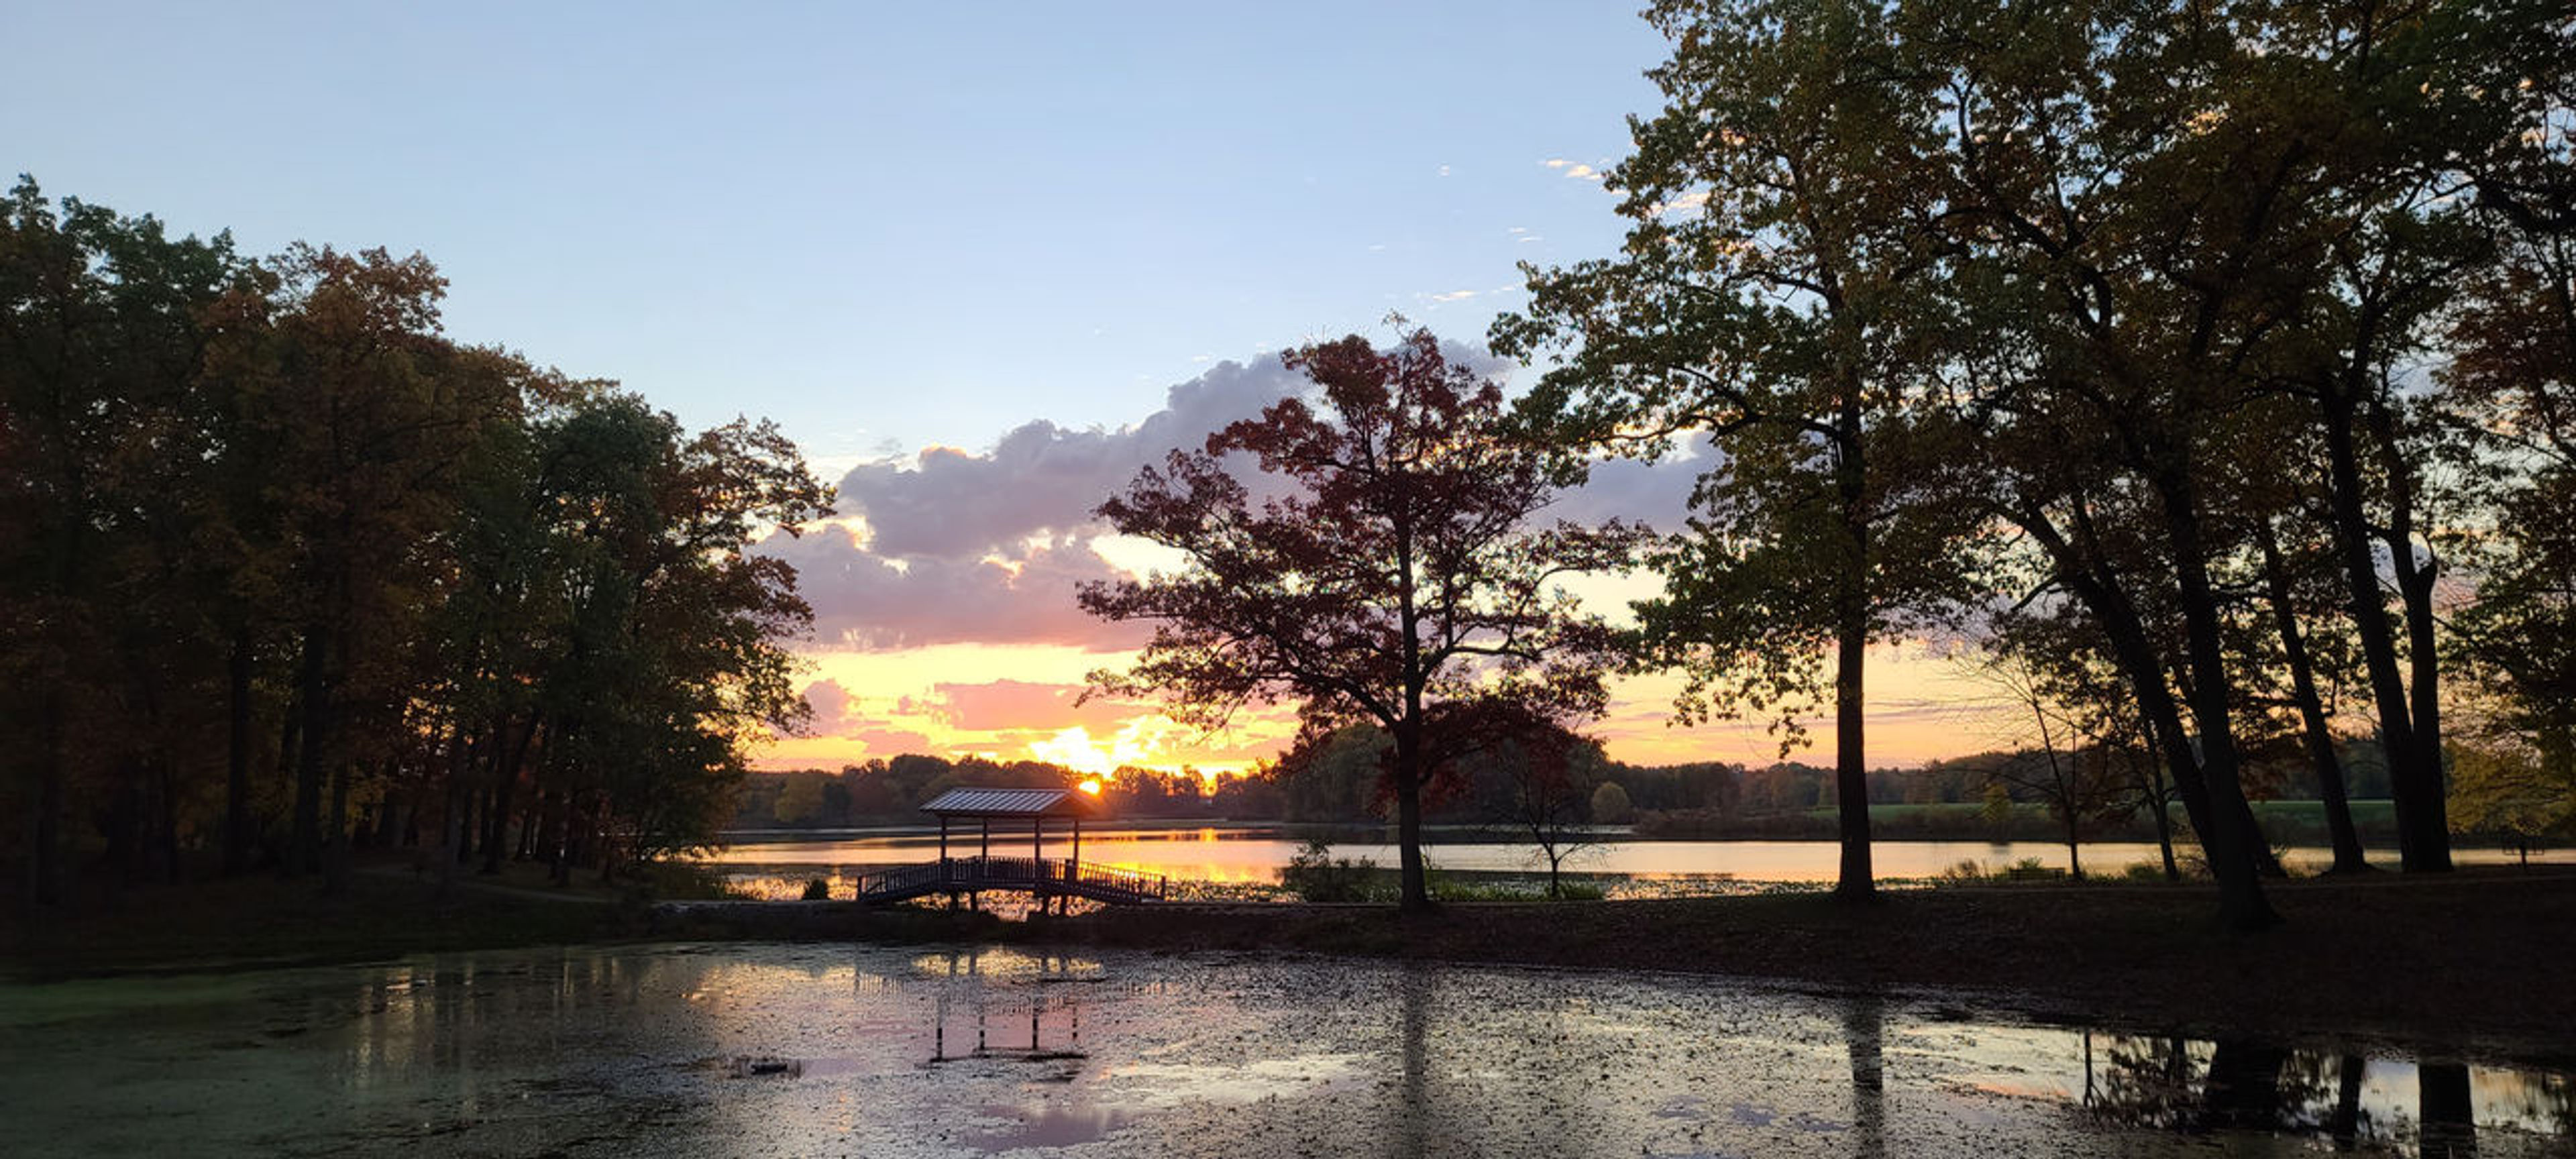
[1079,329,1635,911]
[1495,0,1984,901]
[1,180,247,902]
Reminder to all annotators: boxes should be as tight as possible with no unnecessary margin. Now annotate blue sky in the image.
[12,3,2000,769]
[11,1,1670,465]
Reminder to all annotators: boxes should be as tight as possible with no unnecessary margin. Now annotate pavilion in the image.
[850,786,1165,908]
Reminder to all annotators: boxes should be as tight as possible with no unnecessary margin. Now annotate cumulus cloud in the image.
[761,344,1707,657]
[831,357,1311,560]
[1548,441,1711,533]
[801,677,860,734]
[761,525,1149,651]
[1543,158,1605,181]
[757,356,1322,654]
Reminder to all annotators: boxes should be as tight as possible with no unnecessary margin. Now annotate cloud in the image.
[1428,289,1481,303]
[801,678,860,734]
[759,356,1325,654]
[1652,190,1713,217]
[829,357,1310,560]
[923,679,1147,732]
[762,525,1150,651]
[1543,158,1605,181]
[761,344,1701,659]
[1548,441,1710,533]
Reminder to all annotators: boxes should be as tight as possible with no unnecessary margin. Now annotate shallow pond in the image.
[3,944,2568,1156]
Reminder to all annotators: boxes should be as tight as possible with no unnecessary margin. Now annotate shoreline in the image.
[11,863,2576,1068]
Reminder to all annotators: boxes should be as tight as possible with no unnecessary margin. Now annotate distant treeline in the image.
[734,728,2424,852]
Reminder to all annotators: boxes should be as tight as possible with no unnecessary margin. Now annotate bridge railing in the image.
[853,857,1166,901]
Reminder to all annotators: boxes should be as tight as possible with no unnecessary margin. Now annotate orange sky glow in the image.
[755,637,2022,779]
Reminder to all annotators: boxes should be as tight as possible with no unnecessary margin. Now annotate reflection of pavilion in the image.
[855,788,1165,910]
[920,950,1088,1066]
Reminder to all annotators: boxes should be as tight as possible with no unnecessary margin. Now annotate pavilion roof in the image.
[918,787,1095,819]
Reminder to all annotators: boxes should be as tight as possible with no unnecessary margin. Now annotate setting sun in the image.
[1026,718,1197,778]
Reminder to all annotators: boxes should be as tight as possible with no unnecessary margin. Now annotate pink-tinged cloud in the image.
[849,726,939,756]
[760,345,1703,657]
[800,678,859,735]
[924,679,1150,732]
[760,526,1149,651]
[834,357,1311,560]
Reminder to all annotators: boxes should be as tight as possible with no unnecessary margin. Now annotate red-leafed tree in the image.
[1079,328,1638,912]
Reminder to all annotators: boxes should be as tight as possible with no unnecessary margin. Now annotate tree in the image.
[1958,632,2139,879]
[1495,0,1987,902]
[1078,328,1637,911]
[1590,781,1634,826]
[1486,722,1612,899]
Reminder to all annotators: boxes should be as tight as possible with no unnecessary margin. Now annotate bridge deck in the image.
[854,856,1166,905]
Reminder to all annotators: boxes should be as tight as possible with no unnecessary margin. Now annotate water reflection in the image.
[2,945,2571,1157]
[913,948,1093,1066]
[2075,1034,2571,1152]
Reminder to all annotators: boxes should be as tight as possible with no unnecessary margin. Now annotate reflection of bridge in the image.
[856,787,1165,908]
[854,856,1167,905]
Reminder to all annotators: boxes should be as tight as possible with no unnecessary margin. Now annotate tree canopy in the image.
[1079,328,1639,909]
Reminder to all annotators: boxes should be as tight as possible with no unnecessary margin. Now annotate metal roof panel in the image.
[918,787,1093,817]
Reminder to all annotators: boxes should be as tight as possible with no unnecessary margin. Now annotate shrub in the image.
[800,877,832,901]
[1281,838,1379,902]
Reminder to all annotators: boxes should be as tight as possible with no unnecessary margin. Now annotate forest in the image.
[0,181,833,903]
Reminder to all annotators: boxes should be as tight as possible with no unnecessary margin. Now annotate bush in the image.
[1281,838,1379,902]
[800,877,833,901]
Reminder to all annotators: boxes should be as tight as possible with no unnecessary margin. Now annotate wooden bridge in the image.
[853,856,1167,905]
[854,785,1164,907]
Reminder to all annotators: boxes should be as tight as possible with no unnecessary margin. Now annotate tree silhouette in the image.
[1079,329,1637,910]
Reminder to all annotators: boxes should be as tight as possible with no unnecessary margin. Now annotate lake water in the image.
[2,943,2564,1156]
[700,826,2571,899]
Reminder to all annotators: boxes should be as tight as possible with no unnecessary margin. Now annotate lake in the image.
[3,942,2563,1156]
[700,826,2571,899]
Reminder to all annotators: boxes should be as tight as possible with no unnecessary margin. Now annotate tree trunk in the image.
[288,623,330,876]
[223,621,256,877]
[1832,399,1874,901]
[2318,388,2448,870]
[1392,723,1432,912]
[2019,500,2224,857]
[482,717,536,876]
[2257,523,2369,873]
[2153,468,2277,930]
[2365,394,2452,871]
[322,746,354,896]
[31,679,68,907]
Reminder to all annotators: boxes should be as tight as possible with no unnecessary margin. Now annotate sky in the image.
[9,2,2017,776]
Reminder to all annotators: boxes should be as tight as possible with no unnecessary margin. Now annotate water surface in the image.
[2,944,2565,1156]
[701,826,2570,897]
